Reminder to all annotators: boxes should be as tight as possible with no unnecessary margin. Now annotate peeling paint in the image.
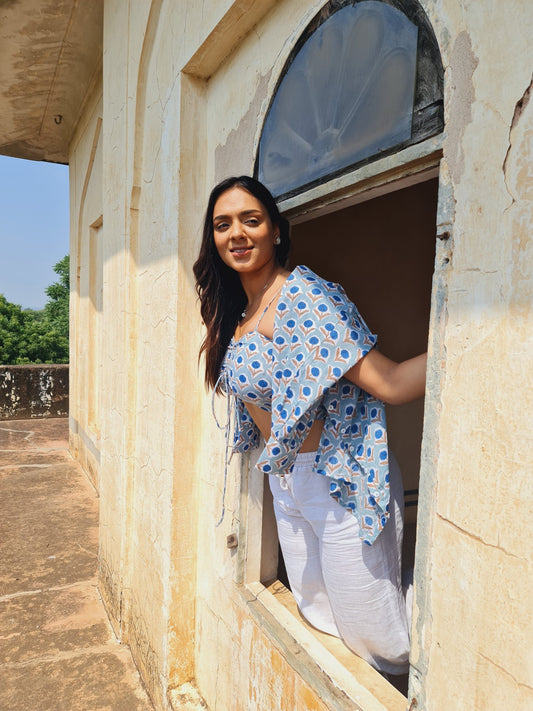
[445,31,479,185]
[168,682,208,710]
[502,74,533,206]
[214,70,272,182]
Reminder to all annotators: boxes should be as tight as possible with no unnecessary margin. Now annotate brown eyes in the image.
[214,218,261,231]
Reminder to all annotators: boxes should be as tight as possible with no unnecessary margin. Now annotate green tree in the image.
[41,255,69,362]
[0,295,35,364]
[44,255,69,335]
[0,255,69,364]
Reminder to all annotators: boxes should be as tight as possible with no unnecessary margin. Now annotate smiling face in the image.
[212,187,280,276]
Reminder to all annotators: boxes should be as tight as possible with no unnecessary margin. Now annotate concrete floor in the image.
[0,418,154,711]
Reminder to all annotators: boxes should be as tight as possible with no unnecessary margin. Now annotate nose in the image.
[230,220,245,239]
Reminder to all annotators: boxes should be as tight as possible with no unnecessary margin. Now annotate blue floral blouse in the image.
[228,265,391,544]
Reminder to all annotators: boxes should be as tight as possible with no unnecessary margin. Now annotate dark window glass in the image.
[256,0,443,199]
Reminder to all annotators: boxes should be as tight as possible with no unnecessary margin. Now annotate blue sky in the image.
[0,155,69,310]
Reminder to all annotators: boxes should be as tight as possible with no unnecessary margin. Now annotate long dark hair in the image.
[193,176,291,390]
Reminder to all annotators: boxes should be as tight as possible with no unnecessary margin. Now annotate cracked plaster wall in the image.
[67,0,533,709]
[411,2,533,710]
[79,2,330,709]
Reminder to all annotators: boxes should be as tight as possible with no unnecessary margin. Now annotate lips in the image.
[230,246,252,256]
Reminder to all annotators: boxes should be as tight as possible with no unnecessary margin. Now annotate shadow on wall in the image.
[0,365,69,420]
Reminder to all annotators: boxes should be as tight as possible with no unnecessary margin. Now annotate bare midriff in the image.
[246,401,325,453]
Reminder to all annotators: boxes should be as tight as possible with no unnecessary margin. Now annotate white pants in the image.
[269,451,412,675]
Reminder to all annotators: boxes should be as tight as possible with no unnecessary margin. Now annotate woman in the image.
[193,176,426,676]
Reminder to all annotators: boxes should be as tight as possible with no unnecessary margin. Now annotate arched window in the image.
[256,0,443,199]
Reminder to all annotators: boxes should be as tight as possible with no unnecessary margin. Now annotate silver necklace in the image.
[240,270,279,320]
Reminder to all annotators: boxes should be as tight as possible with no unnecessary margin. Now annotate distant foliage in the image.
[0,255,69,364]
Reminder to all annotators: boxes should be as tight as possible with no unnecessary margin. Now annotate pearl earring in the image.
[274,235,281,245]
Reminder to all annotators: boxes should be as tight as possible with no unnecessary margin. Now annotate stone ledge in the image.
[0,365,68,420]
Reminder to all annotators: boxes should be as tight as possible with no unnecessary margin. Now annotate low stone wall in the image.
[0,365,69,420]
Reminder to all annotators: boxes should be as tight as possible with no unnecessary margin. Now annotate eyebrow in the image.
[213,209,263,221]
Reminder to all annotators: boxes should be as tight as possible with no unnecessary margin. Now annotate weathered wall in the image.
[410,2,533,710]
[86,1,365,708]
[0,365,68,420]
[66,1,533,710]
[95,2,199,707]
[69,81,103,492]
